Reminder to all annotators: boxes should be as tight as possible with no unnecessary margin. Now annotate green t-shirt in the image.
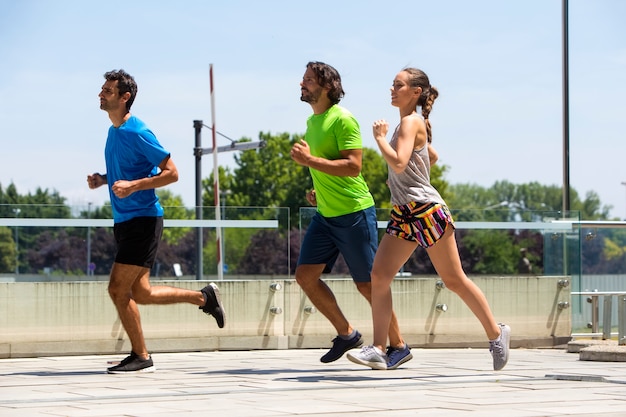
[305,105,375,217]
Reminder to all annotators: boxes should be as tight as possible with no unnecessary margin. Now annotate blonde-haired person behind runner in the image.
[347,68,510,371]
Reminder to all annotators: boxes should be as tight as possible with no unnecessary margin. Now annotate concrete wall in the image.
[0,276,571,358]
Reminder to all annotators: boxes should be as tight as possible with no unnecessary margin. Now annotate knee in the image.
[355,282,372,301]
[294,273,309,290]
[294,267,318,289]
[107,283,130,305]
[132,289,151,304]
[440,275,467,294]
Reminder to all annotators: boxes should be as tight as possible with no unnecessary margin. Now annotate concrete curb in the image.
[568,339,626,361]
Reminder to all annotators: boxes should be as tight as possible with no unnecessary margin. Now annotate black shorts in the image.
[113,216,163,269]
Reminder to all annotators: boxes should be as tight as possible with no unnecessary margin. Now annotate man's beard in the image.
[300,88,320,104]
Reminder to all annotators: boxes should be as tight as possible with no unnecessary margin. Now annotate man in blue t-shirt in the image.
[87,69,225,374]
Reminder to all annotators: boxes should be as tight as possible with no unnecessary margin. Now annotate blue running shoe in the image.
[386,344,413,370]
[320,330,363,363]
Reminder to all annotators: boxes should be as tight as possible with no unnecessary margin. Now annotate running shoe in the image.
[107,352,155,374]
[347,345,387,370]
[320,330,363,363]
[386,344,413,370]
[200,283,225,328]
[490,323,511,371]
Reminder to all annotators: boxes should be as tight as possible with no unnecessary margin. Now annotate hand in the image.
[306,189,317,206]
[111,180,134,198]
[290,139,311,166]
[87,173,105,189]
[372,119,389,142]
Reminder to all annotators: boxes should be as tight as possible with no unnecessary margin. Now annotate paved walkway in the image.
[1,347,625,416]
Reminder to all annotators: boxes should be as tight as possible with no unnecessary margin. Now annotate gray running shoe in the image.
[489,323,511,371]
[347,345,388,370]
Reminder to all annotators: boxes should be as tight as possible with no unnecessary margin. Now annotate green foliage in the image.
[362,147,390,208]
[0,227,16,273]
[158,189,194,245]
[430,163,451,202]
[448,180,611,219]
[462,230,519,274]
[202,133,312,229]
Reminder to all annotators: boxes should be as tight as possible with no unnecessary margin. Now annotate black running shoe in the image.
[200,283,225,328]
[320,330,363,363]
[107,352,155,374]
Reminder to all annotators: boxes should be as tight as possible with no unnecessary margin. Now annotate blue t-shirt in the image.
[104,115,169,223]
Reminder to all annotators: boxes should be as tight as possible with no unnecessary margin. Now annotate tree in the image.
[26,229,87,275]
[158,189,194,245]
[0,227,15,273]
[362,147,390,208]
[236,229,289,275]
[229,132,311,228]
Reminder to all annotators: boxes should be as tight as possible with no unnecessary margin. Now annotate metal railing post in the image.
[617,294,626,346]
[602,295,612,340]
[590,294,599,337]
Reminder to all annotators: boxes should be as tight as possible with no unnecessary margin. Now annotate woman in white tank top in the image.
[347,68,511,372]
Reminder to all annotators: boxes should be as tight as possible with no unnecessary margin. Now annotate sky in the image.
[1,0,625,218]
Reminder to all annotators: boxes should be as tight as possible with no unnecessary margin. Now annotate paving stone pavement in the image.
[0,347,625,417]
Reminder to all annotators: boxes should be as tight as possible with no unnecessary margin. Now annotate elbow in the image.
[166,168,179,184]
[391,163,406,174]
[347,162,362,177]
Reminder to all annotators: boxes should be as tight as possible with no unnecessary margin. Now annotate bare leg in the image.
[355,281,404,349]
[108,262,207,358]
[426,227,501,340]
[295,264,353,335]
[131,276,205,306]
[108,263,151,358]
[369,234,418,351]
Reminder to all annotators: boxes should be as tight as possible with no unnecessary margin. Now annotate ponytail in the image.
[421,86,438,143]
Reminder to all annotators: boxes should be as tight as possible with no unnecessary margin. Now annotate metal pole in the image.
[87,202,92,276]
[210,64,223,281]
[621,181,626,220]
[562,0,570,214]
[13,208,20,275]
[194,119,204,281]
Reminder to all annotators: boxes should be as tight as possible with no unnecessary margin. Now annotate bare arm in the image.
[110,155,179,199]
[428,143,439,166]
[373,116,427,174]
[290,139,362,177]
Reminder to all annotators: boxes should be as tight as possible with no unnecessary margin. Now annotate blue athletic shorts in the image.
[297,206,377,282]
[113,216,163,269]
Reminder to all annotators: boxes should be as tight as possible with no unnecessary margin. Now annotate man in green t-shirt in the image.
[290,62,409,367]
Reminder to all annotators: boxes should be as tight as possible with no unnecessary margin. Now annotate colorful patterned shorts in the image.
[386,202,454,248]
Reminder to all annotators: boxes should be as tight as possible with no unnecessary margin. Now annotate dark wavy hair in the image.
[306,61,345,105]
[103,69,138,111]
